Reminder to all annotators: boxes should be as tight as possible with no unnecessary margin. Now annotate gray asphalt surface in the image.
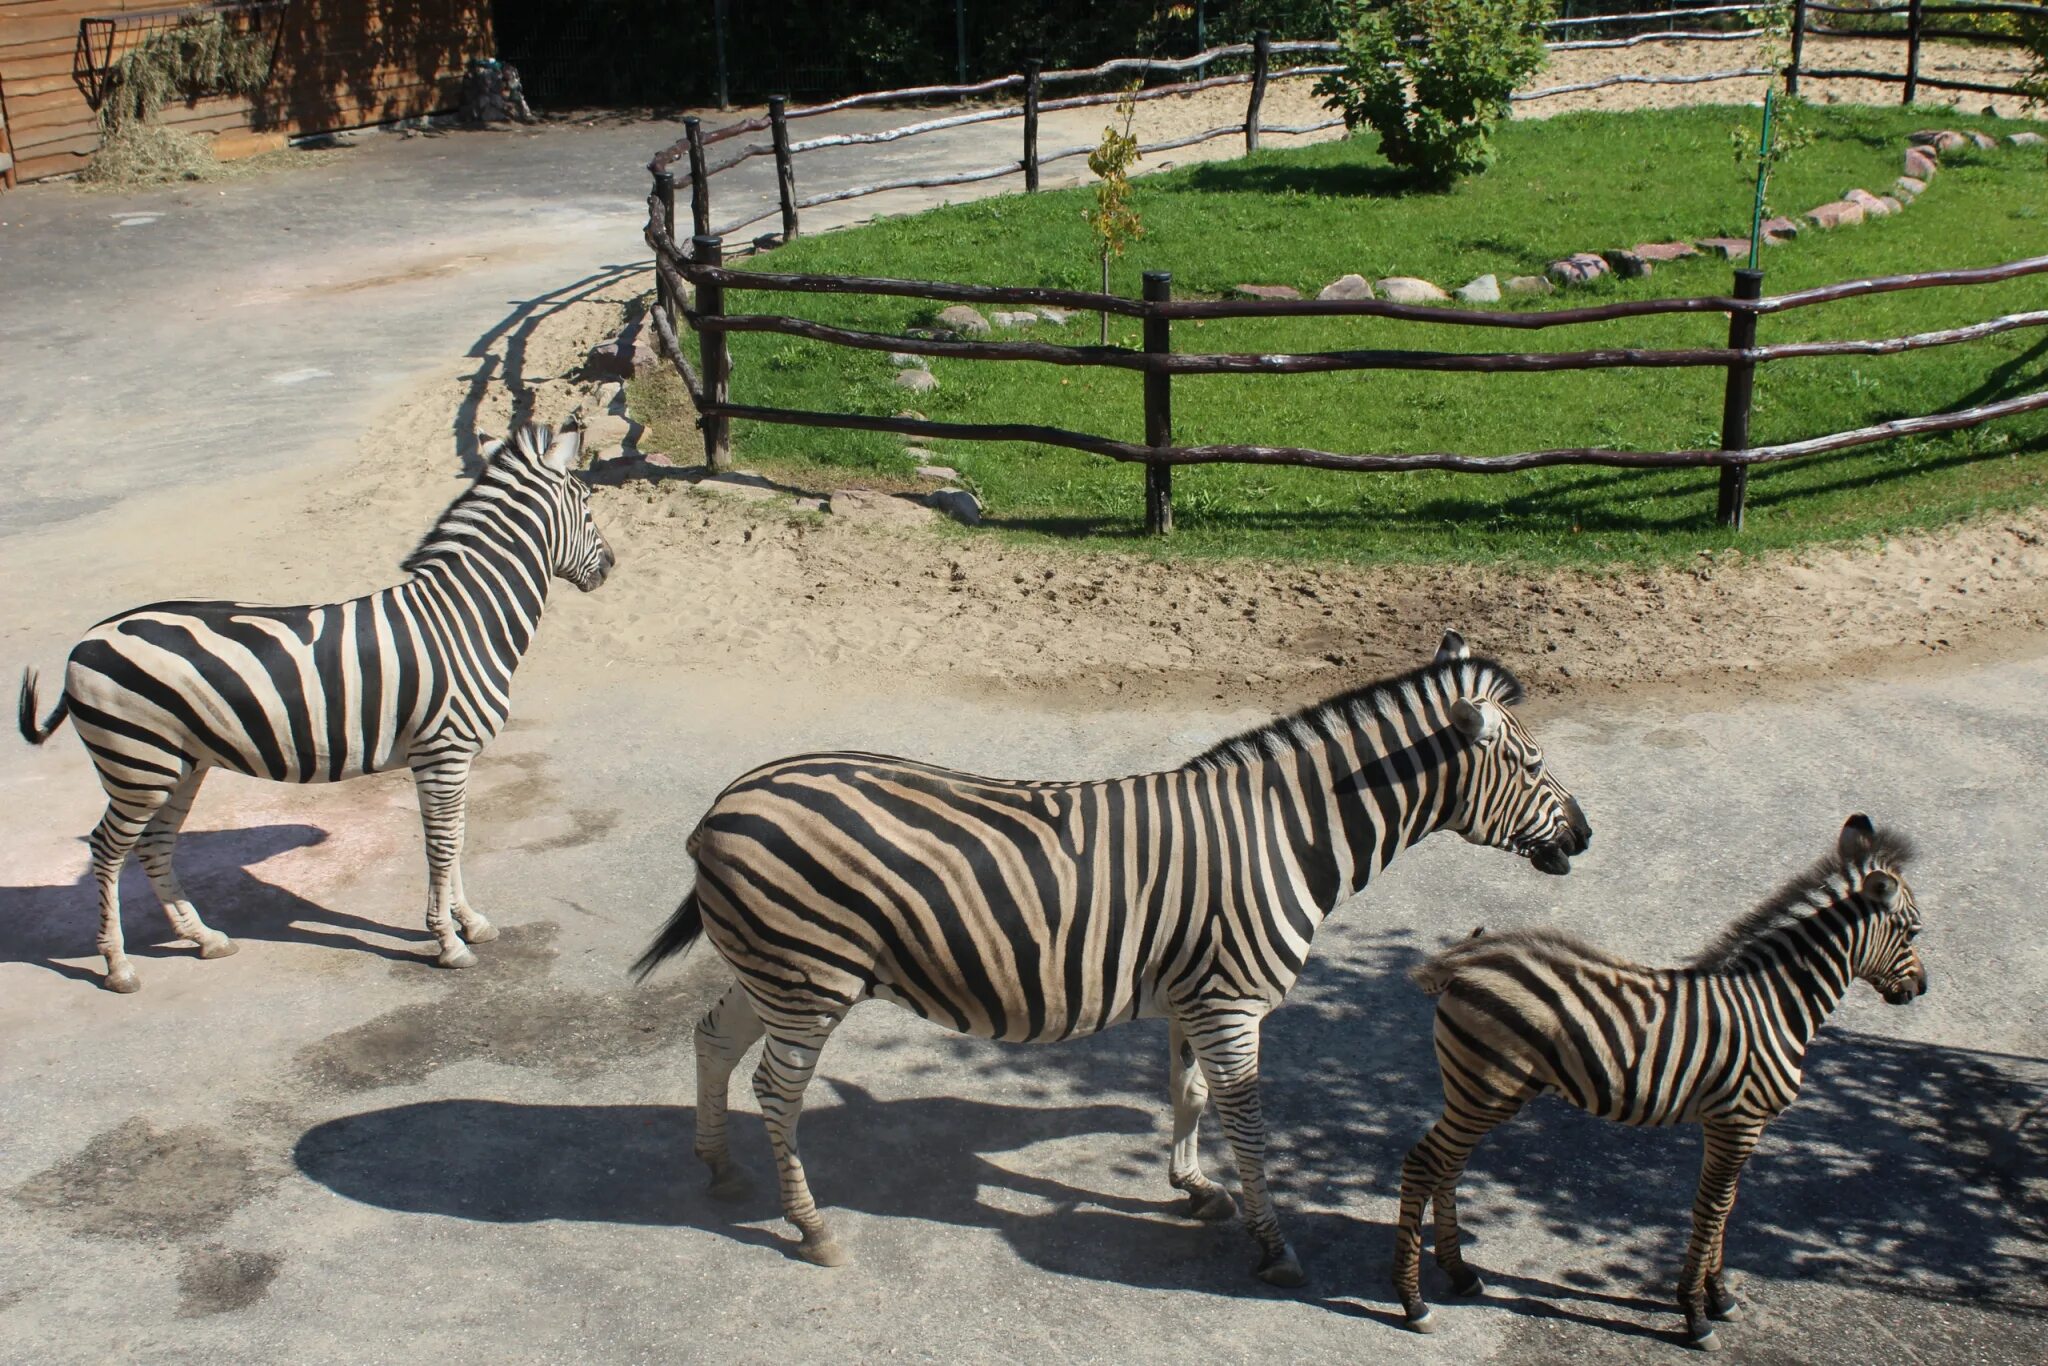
[0,115,2042,1365]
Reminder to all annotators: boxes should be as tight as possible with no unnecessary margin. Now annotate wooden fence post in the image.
[685,116,712,238]
[1246,29,1271,154]
[694,234,733,472]
[769,95,799,243]
[1143,271,1174,535]
[652,168,678,329]
[1903,0,1923,104]
[1716,267,1765,530]
[1023,59,1042,191]
[1786,0,1807,98]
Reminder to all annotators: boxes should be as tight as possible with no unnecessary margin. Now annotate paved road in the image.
[0,117,2042,1364]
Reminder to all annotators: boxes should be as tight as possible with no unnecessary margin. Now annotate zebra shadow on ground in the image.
[291,926,2047,1338]
[0,825,434,987]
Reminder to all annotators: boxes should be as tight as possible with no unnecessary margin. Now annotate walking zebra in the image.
[634,632,1592,1282]
[1393,813,1925,1349]
[16,422,615,993]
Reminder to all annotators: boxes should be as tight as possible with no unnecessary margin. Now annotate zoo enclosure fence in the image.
[638,14,2048,534]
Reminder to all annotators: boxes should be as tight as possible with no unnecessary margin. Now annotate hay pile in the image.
[83,13,277,188]
[81,123,223,186]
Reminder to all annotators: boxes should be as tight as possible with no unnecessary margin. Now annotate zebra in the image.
[1392,813,1925,1349]
[16,422,615,994]
[634,631,1592,1283]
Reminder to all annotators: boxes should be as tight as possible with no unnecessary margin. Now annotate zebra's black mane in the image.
[1690,824,1917,970]
[1187,654,1524,773]
[400,427,556,575]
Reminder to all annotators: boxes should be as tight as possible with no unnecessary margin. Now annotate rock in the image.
[1633,242,1700,262]
[1545,254,1609,287]
[1894,175,1927,201]
[1908,129,1967,153]
[641,451,677,468]
[888,352,931,370]
[581,410,636,456]
[990,310,1039,328]
[935,305,991,335]
[829,488,933,524]
[915,464,961,481]
[582,317,660,381]
[895,369,939,392]
[1761,216,1800,241]
[1904,148,1939,180]
[925,488,983,525]
[1843,188,1892,217]
[2010,132,2045,147]
[1599,250,1651,280]
[1317,274,1375,301]
[1453,274,1501,303]
[894,411,927,423]
[1968,130,1998,151]
[1376,276,1450,302]
[1233,283,1302,300]
[695,470,784,501]
[1878,196,1904,216]
[1695,237,1750,260]
[1035,306,1074,324]
[1804,200,1866,230]
[1503,274,1555,296]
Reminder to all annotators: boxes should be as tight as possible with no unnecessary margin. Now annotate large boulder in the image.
[1317,274,1375,301]
[1453,274,1501,303]
[935,305,991,335]
[1545,254,1609,287]
[895,369,939,392]
[1503,274,1556,296]
[1842,188,1892,217]
[1903,147,1939,180]
[583,317,661,381]
[1804,200,1866,230]
[1376,276,1450,303]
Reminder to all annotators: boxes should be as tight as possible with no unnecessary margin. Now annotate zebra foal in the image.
[17,423,615,992]
[636,632,1592,1283]
[1393,813,1926,1349]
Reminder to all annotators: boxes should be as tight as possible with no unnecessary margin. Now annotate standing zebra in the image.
[17,422,614,993]
[1393,813,1926,1349]
[635,632,1592,1283]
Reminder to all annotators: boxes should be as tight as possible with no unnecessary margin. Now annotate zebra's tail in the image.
[1409,926,1489,997]
[17,669,69,745]
[631,889,704,982]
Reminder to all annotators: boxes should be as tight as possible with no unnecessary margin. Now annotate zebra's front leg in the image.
[1185,1007,1302,1287]
[134,768,237,961]
[411,754,480,968]
[1167,1021,1237,1221]
[1678,1118,1764,1351]
[752,1015,847,1267]
[695,982,766,1198]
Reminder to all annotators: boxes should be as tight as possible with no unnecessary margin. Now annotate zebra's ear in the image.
[1839,813,1876,862]
[540,426,583,476]
[476,430,506,461]
[1450,697,1500,744]
[1862,869,1902,909]
[1436,629,1471,663]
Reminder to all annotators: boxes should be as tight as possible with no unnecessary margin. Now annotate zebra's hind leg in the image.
[134,768,236,961]
[411,754,480,968]
[1183,1005,1302,1287]
[1166,1020,1236,1221]
[1678,1118,1765,1350]
[695,982,766,1199]
[448,862,496,944]
[86,788,171,993]
[1393,1097,1522,1331]
[752,1012,848,1267]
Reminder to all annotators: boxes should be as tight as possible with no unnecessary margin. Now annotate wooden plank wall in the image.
[0,1,494,184]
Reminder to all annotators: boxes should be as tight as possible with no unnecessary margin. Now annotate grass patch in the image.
[648,103,2048,567]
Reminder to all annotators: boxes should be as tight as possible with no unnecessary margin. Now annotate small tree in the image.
[1085,88,1145,344]
[1314,0,1553,185]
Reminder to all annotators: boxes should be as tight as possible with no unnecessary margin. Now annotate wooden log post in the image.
[1023,59,1043,191]
[1903,0,1923,104]
[1143,271,1174,535]
[653,168,679,330]
[1786,0,1807,98]
[1246,29,1271,154]
[694,235,733,471]
[1716,267,1765,529]
[769,96,799,243]
[685,116,713,238]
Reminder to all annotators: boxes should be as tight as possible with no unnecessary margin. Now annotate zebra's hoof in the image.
[1684,1325,1722,1352]
[1404,1307,1436,1334]
[705,1166,751,1201]
[1708,1295,1743,1323]
[1451,1269,1486,1298]
[1184,1185,1238,1222]
[1255,1244,1306,1288]
[461,922,499,944]
[103,967,141,994]
[795,1232,848,1268]
[198,936,239,960]
[436,945,479,970]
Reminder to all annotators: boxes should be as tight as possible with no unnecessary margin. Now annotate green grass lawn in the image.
[636,103,2048,567]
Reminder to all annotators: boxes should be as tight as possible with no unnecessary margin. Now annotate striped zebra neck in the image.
[1700,894,1869,1052]
[397,466,556,670]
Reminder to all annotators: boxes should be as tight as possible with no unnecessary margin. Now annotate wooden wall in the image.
[0,0,495,185]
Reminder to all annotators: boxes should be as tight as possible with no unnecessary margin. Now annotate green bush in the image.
[1314,0,1553,185]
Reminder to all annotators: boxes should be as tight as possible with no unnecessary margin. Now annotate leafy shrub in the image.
[1314,0,1554,185]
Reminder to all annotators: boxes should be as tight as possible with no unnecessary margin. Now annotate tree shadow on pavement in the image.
[0,825,433,988]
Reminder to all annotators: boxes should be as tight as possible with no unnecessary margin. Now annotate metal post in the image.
[684,116,711,238]
[1246,29,1270,154]
[712,0,731,110]
[769,96,798,243]
[1716,268,1765,530]
[1903,0,1923,104]
[694,235,732,472]
[954,0,967,85]
[1786,0,1807,98]
[1023,59,1042,191]
[1143,271,1173,536]
[653,168,678,328]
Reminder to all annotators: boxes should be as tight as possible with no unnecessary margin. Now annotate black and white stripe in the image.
[17,423,614,993]
[636,631,1593,1280]
[1392,813,1926,1347]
